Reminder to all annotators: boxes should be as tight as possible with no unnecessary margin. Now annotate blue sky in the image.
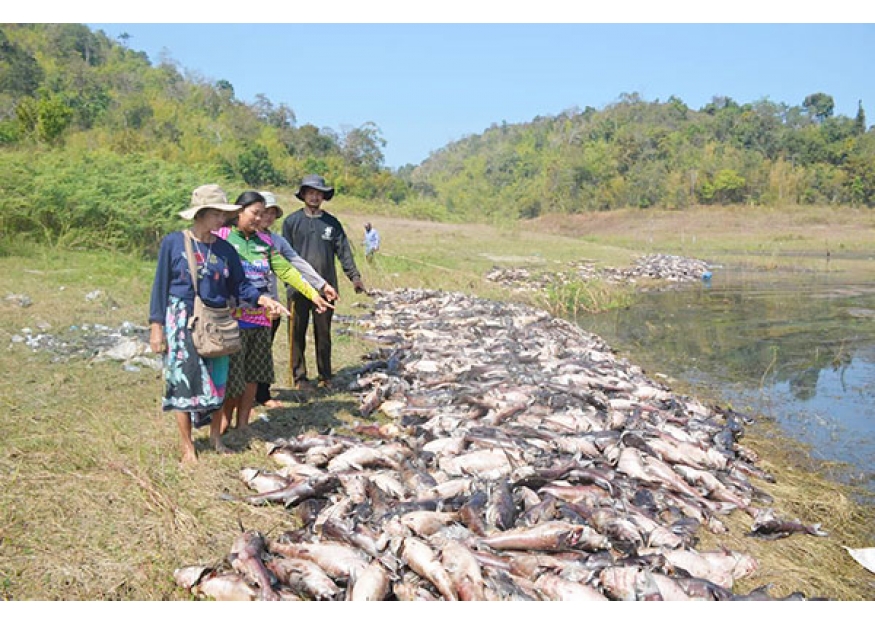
[17,4,875,169]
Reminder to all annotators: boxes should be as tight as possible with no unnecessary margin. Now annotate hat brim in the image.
[179,203,242,220]
[295,186,335,201]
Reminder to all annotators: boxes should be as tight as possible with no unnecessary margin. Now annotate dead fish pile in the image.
[178,289,826,601]
[9,321,160,370]
[613,254,711,284]
[484,266,563,293]
[485,254,710,293]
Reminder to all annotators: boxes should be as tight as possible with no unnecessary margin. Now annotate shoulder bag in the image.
[183,230,242,358]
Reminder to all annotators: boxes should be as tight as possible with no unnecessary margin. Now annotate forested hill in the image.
[1,24,874,255]
[0,23,413,254]
[0,24,405,196]
[405,93,875,218]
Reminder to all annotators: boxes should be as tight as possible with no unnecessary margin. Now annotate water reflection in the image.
[580,267,875,500]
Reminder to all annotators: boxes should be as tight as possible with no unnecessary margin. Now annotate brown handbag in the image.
[183,230,242,358]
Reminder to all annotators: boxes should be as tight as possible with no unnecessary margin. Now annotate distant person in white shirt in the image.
[363,222,380,262]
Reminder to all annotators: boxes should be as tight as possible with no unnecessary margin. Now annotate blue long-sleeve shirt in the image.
[148,230,263,324]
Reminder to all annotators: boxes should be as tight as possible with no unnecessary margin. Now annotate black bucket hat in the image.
[295,174,335,201]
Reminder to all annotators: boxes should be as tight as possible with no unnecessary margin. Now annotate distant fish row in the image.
[485,253,711,292]
[176,288,825,601]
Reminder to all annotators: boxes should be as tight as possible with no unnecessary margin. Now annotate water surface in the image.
[580,263,875,501]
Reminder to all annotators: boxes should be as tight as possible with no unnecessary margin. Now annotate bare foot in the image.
[210,437,233,454]
[180,451,198,465]
[263,399,283,409]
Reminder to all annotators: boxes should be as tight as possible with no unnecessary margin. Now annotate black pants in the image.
[290,291,334,384]
[255,316,282,404]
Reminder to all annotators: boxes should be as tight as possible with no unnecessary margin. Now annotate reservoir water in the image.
[580,263,875,503]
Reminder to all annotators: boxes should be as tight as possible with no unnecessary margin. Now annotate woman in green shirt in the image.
[215,191,333,433]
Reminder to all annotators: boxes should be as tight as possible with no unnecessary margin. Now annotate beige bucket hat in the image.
[259,190,282,218]
[179,184,241,220]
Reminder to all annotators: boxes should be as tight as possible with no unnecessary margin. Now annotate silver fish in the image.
[229,530,279,601]
[439,539,486,601]
[401,536,458,601]
[478,520,610,552]
[266,556,341,600]
[347,559,391,601]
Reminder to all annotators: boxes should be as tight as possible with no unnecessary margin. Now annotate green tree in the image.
[854,100,866,134]
[700,169,747,205]
[0,28,43,97]
[37,93,73,143]
[14,92,72,144]
[803,92,835,123]
[341,122,386,171]
[236,144,285,186]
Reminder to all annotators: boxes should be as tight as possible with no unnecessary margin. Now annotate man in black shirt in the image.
[282,174,365,390]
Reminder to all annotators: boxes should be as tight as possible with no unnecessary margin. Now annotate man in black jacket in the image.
[282,174,365,390]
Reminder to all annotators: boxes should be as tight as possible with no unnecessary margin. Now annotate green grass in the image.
[1,205,874,600]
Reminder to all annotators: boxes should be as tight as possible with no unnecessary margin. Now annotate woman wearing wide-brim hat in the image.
[148,184,290,465]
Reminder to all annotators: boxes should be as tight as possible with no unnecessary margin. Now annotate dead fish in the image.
[673,464,754,514]
[270,539,370,581]
[615,447,706,502]
[320,515,382,559]
[421,477,475,501]
[367,470,410,499]
[600,566,681,601]
[393,574,440,601]
[458,489,489,536]
[239,468,291,494]
[359,385,384,417]
[673,576,735,601]
[439,539,486,601]
[228,530,279,601]
[533,572,608,601]
[483,568,539,601]
[266,556,341,600]
[243,474,340,508]
[659,548,758,588]
[482,400,529,426]
[327,442,408,472]
[646,433,729,471]
[589,508,644,552]
[401,536,458,600]
[485,478,517,531]
[538,483,612,507]
[748,508,828,539]
[648,572,695,601]
[598,566,644,601]
[628,512,686,550]
[304,443,349,466]
[478,520,610,552]
[438,448,517,479]
[173,565,211,591]
[347,559,392,601]
[517,493,559,527]
[194,570,257,601]
[351,420,404,439]
[399,510,460,537]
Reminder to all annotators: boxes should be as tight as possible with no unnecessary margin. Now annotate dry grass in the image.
[693,422,875,600]
[1,206,874,600]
